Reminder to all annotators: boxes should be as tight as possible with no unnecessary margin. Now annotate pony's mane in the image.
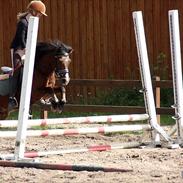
[35,40,72,61]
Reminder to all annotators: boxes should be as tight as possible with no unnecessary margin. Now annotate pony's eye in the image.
[63,52,69,56]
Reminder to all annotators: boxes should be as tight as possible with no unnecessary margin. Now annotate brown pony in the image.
[0,40,73,120]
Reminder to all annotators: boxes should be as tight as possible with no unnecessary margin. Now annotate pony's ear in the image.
[68,48,73,54]
[61,43,73,54]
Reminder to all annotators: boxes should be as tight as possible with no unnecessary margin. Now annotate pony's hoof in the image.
[50,100,65,113]
[57,100,65,113]
[40,97,52,105]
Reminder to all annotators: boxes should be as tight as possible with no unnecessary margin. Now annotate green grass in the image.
[160,115,175,126]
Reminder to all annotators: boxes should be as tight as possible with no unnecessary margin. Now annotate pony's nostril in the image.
[62,79,66,83]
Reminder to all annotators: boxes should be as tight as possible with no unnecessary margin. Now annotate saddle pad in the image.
[1,66,13,74]
[0,75,18,96]
[0,74,9,80]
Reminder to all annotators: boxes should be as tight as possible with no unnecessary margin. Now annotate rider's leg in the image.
[8,51,23,109]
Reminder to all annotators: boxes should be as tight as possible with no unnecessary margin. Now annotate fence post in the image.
[155,76,161,124]
[41,110,48,119]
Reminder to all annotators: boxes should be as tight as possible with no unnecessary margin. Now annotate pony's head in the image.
[34,40,73,112]
[35,40,73,86]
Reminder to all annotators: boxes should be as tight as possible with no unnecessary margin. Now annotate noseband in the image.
[55,56,70,79]
[55,68,69,77]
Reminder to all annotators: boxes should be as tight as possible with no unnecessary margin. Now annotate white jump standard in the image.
[168,10,183,145]
[132,11,171,143]
[14,17,39,160]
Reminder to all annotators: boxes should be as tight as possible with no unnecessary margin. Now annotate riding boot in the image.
[8,97,18,109]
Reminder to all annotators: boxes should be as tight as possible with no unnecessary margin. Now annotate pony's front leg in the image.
[38,87,55,105]
[50,86,66,103]
[60,86,66,103]
[38,87,66,113]
[51,87,66,113]
[0,107,8,120]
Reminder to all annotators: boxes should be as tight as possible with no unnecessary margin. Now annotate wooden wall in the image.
[1,0,183,81]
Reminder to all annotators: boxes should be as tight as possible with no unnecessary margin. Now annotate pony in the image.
[0,40,73,120]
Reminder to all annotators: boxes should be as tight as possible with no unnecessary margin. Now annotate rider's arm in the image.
[10,18,28,50]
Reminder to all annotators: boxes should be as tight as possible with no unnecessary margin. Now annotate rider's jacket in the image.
[10,17,28,51]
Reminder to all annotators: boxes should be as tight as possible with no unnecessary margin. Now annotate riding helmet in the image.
[27,0,47,16]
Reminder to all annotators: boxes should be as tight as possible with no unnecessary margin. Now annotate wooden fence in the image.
[1,0,183,82]
[40,79,174,119]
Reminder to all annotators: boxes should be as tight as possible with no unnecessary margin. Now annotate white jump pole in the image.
[132,11,171,143]
[168,10,183,143]
[0,142,141,159]
[0,124,151,138]
[0,114,149,128]
[14,17,39,160]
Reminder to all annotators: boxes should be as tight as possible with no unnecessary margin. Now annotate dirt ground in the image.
[0,125,182,183]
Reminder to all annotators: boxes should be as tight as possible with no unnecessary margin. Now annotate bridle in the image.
[54,54,70,85]
[55,67,69,78]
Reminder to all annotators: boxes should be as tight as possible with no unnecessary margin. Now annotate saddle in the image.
[0,66,21,96]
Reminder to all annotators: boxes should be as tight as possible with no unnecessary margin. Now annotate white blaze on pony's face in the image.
[57,54,71,86]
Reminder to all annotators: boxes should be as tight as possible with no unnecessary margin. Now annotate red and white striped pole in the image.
[0,142,140,159]
[0,124,151,138]
[0,114,149,128]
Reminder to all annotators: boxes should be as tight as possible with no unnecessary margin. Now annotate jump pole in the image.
[0,142,141,159]
[0,124,151,138]
[14,17,39,160]
[0,114,149,128]
[132,11,171,143]
[0,160,132,172]
[168,10,183,144]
